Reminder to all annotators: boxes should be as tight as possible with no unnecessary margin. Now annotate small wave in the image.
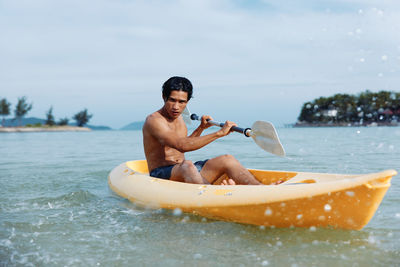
[39,190,98,208]
[56,190,98,204]
[3,190,98,212]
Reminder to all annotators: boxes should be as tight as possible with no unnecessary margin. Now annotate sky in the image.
[1,0,400,129]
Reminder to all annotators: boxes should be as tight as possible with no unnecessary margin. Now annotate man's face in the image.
[164,90,188,119]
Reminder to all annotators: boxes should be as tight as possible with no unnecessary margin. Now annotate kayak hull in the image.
[108,160,396,230]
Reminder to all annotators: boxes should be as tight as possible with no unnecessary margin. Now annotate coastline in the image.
[0,126,91,133]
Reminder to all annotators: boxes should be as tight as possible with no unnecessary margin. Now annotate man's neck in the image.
[159,107,176,122]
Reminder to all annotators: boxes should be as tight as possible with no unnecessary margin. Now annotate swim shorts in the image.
[149,160,209,180]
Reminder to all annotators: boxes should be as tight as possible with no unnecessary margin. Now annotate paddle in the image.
[182,106,192,125]
[182,107,285,156]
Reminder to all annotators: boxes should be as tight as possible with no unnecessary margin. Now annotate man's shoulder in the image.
[145,111,163,124]
[144,111,166,130]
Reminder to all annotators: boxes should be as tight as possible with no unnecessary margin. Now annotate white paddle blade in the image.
[182,106,192,125]
[251,121,285,156]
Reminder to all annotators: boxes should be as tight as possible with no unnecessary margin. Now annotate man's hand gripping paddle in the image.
[182,107,285,157]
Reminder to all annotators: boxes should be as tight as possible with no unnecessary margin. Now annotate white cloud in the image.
[1,0,399,128]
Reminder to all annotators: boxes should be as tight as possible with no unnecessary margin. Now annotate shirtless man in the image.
[142,76,261,185]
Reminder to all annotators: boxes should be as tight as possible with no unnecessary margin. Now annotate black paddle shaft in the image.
[190,114,251,137]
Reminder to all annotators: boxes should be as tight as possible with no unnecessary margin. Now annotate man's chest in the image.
[167,122,187,137]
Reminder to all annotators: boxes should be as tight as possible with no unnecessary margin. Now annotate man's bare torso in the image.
[143,110,188,172]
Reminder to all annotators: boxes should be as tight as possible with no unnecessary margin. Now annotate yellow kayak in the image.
[108,160,397,230]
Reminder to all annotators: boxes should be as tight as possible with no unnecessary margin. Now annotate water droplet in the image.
[296,214,303,220]
[262,260,269,266]
[324,204,332,212]
[264,208,273,216]
[346,191,355,197]
[173,208,182,216]
[360,58,365,63]
[181,216,190,223]
[193,253,202,259]
[309,226,317,232]
[382,55,388,61]
[368,235,376,244]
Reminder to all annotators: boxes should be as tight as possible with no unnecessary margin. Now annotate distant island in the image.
[0,117,112,132]
[120,121,144,130]
[0,96,111,132]
[0,125,91,133]
[295,90,400,127]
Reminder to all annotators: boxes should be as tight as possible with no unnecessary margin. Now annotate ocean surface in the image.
[1,127,399,266]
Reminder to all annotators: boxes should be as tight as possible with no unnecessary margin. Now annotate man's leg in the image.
[200,155,261,185]
[170,160,210,184]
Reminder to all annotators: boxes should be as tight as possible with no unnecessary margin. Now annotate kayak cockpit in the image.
[126,160,322,185]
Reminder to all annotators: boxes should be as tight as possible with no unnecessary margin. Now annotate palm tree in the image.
[73,109,93,127]
[45,106,56,126]
[14,96,33,126]
[0,98,11,127]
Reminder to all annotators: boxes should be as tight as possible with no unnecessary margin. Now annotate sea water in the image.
[1,127,399,266]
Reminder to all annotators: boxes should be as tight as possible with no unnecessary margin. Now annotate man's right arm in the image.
[146,116,234,153]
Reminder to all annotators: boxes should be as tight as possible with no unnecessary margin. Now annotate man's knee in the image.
[180,160,197,173]
[219,154,237,163]
[179,160,203,184]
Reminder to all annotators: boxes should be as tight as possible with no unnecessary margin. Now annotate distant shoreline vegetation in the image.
[0,96,110,130]
[295,90,400,127]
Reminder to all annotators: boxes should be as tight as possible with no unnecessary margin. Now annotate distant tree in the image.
[73,109,93,127]
[332,93,357,122]
[57,117,69,126]
[14,96,33,126]
[0,98,11,126]
[298,102,315,123]
[45,106,56,126]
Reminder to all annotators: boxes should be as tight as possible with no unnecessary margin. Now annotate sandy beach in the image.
[0,126,91,133]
